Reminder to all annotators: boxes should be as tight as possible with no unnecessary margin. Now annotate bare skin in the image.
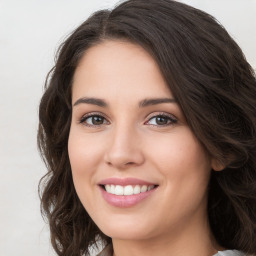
[69,40,223,256]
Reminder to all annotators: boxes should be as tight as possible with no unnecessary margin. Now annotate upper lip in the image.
[99,177,157,186]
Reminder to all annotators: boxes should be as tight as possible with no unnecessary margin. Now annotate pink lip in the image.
[98,178,158,208]
[99,177,156,186]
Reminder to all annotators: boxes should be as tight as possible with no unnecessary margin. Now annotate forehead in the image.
[72,40,173,101]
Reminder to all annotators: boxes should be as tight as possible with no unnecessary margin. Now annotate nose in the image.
[104,125,145,170]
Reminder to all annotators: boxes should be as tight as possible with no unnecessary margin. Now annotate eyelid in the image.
[146,111,176,119]
[77,111,177,128]
[79,111,110,126]
[145,112,178,126]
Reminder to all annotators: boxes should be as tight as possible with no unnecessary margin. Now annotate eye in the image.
[80,113,109,127]
[146,113,177,126]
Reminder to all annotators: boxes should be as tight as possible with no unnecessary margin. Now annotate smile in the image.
[103,184,156,196]
[98,178,158,207]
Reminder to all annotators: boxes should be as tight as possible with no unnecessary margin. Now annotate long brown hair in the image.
[38,0,256,255]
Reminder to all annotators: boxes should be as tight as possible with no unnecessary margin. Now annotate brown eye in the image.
[146,114,177,126]
[91,116,105,125]
[80,114,109,127]
[155,116,169,125]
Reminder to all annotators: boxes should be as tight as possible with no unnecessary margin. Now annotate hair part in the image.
[38,0,256,255]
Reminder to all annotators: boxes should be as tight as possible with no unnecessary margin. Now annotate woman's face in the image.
[69,40,215,241]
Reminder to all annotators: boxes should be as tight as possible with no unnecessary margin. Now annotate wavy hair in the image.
[38,0,256,255]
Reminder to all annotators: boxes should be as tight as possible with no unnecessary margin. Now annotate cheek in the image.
[68,128,103,178]
[68,128,103,210]
[147,130,210,174]
[146,129,211,205]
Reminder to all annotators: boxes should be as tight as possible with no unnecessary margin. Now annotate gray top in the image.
[98,245,245,256]
[214,250,245,256]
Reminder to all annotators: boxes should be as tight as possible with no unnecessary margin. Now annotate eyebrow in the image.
[73,97,107,107]
[73,97,176,107]
[139,98,176,107]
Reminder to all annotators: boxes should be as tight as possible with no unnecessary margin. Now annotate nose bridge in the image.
[104,119,144,169]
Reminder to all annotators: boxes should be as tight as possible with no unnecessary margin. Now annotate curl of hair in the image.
[38,0,256,255]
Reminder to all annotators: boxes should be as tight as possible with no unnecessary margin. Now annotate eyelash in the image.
[79,112,110,128]
[79,112,177,128]
[146,113,177,127]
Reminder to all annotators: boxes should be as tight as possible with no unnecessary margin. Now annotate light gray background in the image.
[0,1,255,255]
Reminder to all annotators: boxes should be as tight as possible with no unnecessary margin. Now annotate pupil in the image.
[92,116,103,125]
[156,116,167,125]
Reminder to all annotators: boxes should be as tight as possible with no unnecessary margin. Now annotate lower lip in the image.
[99,186,157,208]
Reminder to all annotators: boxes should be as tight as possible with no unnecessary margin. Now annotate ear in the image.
[211,158,225,171]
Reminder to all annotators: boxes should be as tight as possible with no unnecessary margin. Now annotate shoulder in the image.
[97,244,113,256]
[214,250,246,256]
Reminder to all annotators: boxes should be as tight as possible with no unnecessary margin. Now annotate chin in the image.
[94,214,158,241]
[102,226,154,241]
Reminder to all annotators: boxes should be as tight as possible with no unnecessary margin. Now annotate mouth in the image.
[100,184,157,196]
[98,178,158,207]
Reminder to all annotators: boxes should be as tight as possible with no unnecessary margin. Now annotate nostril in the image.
[125,162,135,165]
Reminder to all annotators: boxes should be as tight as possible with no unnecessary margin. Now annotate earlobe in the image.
[211,158,225,171]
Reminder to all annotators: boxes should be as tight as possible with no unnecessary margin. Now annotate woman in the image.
[38,0,256,255]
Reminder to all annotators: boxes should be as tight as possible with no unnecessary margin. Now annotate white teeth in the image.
[115,185,124,195]
[124,185,133,196]
[110,184,115,194]
[105,184,111,193]
[133,185,141,194]
[141,185,147,193]
[104,184,155,195]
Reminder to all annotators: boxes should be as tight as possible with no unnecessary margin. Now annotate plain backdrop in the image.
[0,1,255,255]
